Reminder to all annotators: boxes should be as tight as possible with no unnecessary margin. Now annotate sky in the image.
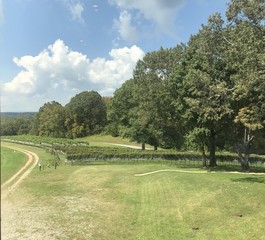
[0,0,229,112]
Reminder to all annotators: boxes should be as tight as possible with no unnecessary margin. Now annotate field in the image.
[1,142,265,240]
[1,146,28,183]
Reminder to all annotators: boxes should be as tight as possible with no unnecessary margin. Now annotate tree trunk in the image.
[201,144,207,167]
[154,145,158,151]
[209,129,217,167]
[141,142,146,150]
[235,143,250,172]
[235,127,253,172]
[242,159,250,172]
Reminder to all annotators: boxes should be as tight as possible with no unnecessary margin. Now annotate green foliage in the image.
[50,144,265,165]
[224,0,265,170]
[36,101,67,138]
[184,127,210,149]
[32,91,107,139]
[181,13,234,167]
[109,47,185,149]
[0,112,35,136]
[2,135,88,147]
[66,91,107,138]
[107,79,137,137]
[226,0,265,24]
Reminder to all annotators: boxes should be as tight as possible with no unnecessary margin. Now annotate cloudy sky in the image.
[0,0,228,112]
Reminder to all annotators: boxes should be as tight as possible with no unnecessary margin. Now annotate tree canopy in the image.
[108,0,265,170]
[65,91,107,138]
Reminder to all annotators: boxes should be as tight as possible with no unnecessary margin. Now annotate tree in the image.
[184,128,210,167]
[0,113,35,136]
[36,101,66,138]
[225,0,265,171]
[132,47,185,149]
[182,13,233,167]
[65,91,107,138]
[107,79,138,137]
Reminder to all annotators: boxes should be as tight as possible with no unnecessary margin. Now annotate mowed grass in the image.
[1,146,28,183]
[2,143,265,240]
[79,134,153,148]
[79,134,137,145]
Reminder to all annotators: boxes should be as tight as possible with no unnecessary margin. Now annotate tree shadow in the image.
[207,165,265,174]
[231,176,265,184]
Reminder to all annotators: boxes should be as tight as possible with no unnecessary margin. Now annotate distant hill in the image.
[1,112,36,123]
[1,112,36,115]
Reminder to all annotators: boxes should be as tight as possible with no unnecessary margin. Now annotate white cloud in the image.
[2,39,145,111]
[64,0,84,23]
[114,10,138,43]
[110,0,185,36]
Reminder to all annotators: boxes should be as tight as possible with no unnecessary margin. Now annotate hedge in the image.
[2,136,265,165]
[55,145,265,164]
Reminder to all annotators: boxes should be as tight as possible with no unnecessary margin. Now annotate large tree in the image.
[225,0,265,170]
[36,101,66,138]
[181,13,233,167]
[132,47,185,149]
[65,91,107,138]
[107,79,138,137]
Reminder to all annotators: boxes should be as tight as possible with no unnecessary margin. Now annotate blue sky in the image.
[0,0,228,112]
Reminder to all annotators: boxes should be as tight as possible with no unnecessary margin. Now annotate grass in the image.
[1,146,28,183]
[78,134,154,148]
[79,134,136,144]
[2,142,265,240]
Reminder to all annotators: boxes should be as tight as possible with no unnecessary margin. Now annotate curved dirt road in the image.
[1,146,40,240]
[1,146,39,200]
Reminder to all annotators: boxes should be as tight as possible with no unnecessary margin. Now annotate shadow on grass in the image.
[69,159,265,173]
[206,165,265,174]
[231,176,265,184]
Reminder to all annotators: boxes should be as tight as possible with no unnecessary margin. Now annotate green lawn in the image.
[79,134,154,148]
[1,146,28,183]
[2,142,265,240]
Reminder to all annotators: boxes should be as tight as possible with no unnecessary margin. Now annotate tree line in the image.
[1,0,264,171]
[0,112,35,136]
[108,0,265,170]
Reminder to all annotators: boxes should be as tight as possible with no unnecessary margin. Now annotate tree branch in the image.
[222,35,235,46]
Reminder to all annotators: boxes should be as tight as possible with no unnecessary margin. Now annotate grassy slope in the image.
[1,146,28,183]
[2,142,265,240]
[78,134,153,148]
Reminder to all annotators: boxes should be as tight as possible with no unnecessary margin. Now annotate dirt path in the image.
[1,147,57,240]
[134,169,207,176]
[134,169,265,177]
[1,146,39,200]
[108,143,153,150]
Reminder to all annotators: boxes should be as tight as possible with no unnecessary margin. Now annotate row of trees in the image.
[33,91,107,139]
[1,0,264,171]
[0,113,35,136]
[0,91,108,139]
[107,0,265,170]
